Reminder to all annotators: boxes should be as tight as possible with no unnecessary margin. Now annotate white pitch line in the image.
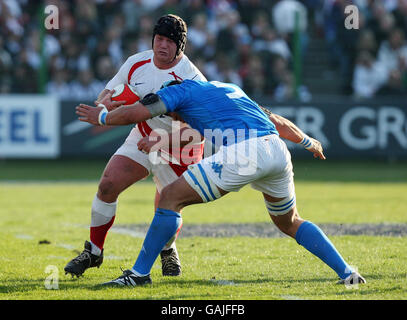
[65,223,147,239]
[15,234,34,240]
[55,243,76,250]
[14,233,78,253]
[110,227,146,238]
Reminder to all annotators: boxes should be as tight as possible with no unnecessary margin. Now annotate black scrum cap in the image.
[152,14,187,58]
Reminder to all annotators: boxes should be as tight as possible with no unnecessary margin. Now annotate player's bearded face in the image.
[153,35,178,63]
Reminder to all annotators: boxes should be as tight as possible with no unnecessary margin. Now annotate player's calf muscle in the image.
[270,207,304,238]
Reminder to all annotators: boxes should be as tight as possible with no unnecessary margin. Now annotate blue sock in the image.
[132,208,182,275]
[295,221,353,279]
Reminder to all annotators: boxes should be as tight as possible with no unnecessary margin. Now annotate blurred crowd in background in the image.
[0,0,406,101]
[329,0,407,98]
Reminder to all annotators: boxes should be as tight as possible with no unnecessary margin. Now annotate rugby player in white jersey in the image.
[64,14,206,278]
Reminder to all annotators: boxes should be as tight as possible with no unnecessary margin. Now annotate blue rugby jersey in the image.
[156,80,278,147]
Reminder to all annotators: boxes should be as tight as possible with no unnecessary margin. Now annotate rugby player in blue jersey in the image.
[76,80,366,287]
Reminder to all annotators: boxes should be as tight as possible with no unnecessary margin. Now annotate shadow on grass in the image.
[159,276,337,286]
[2,272,404,300]
[0,277,107,295]
[0,278,46,294]
[84,275,337,293]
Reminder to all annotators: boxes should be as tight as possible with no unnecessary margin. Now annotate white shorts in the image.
[183,134,296,214]
[114,127,181,192]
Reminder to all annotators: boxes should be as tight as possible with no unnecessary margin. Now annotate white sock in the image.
[91,195,117,227]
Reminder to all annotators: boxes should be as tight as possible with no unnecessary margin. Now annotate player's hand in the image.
[76,104,103,125]
[94,89,113,107]
[137,134,164,154]
[97,91,126,111]
[308,137,326,160]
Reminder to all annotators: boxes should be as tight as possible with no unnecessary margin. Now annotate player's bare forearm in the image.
[260,106,326,160]
[271,114,304,143]
[106,103,152,125]
[260,107,303,143]
[76,102,152,126]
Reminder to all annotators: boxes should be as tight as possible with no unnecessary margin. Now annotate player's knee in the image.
[97,177,119,201]
[159,185,183,211]
[159,185,175,204]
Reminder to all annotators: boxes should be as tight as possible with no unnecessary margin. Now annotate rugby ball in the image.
[111,83,141,105]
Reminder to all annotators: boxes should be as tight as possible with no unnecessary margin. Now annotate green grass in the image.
[1,158,406,182]
[0,160,406,300]
[1,181,406,226]
[1,233,406,300]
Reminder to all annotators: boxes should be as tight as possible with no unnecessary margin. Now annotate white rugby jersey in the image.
[105,50,207,133]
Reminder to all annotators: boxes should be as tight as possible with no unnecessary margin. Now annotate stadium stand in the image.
[0,0,406,100]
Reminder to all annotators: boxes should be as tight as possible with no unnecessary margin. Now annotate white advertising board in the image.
[0,95,60,158]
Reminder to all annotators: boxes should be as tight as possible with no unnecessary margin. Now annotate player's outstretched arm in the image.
[76,92,168,127]
[260,106,326,160]
[76,101,152,126]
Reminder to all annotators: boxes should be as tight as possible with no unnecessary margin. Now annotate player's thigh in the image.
[98,128,152,191]
[158,160,231,211]
[158,175,222,212]
[252,139,302,237]
[188,139,266,196]
[102,154,149,184]
[98,155,149,200]
[113,127,153,175]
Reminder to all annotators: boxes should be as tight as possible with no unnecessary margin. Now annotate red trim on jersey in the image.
[127,59,151,84]
[138,123,146,137]
[168,71,183,82]
[138,121,152,136]
[137,121,203,176]
[169,162,189,177]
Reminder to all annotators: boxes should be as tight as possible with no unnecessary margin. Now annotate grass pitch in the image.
[0,159,406,300]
